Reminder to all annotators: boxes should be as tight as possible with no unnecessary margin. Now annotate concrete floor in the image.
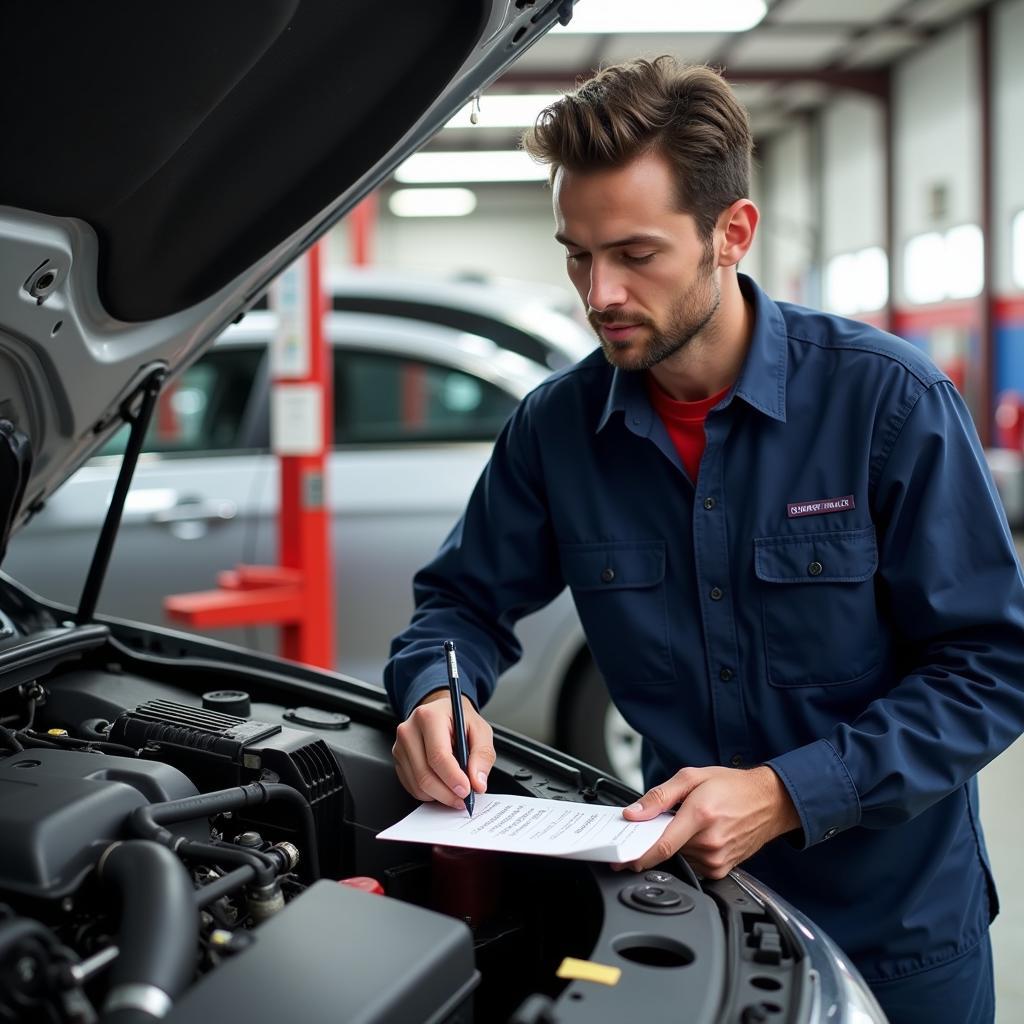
[982,737,1023,1023]
[986,533,1024,1022]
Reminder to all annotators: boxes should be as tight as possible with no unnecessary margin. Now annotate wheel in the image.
[562,657,644,792]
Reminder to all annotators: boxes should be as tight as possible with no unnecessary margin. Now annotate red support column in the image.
[277,244,334,666]
[163,244,335,670]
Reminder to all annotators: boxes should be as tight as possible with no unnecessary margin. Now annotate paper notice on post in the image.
[376,793,674,863]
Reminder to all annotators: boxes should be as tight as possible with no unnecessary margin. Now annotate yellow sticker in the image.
[555,957,622,987]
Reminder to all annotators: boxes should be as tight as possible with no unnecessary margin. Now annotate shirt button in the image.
[730,754,744,767]
[703,497,716,510]
[601,568,616,583]
[808,561,823,577]
[710,586,724,601]
[823,827,838,840]
[719,668,733,682]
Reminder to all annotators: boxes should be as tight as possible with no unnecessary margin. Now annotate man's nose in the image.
[587,262,627,312]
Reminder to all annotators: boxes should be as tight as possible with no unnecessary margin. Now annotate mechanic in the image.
[385,57,1024,1023]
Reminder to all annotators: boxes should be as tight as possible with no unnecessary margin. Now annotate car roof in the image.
[219,310,550,400]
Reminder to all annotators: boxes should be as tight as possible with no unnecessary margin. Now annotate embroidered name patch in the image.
[787,494,855,518]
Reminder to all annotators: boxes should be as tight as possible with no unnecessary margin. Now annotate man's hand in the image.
[617,765,801,877]
[392,690,496,810]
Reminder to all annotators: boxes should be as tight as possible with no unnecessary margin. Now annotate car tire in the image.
[563,658,644,792]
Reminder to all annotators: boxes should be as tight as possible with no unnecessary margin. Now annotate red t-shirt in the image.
[646,375,731,482]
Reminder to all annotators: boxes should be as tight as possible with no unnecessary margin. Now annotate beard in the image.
[588,245,720,372]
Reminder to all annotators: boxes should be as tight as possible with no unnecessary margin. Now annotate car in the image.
[0,2,886,1022]
[3,275,649,789]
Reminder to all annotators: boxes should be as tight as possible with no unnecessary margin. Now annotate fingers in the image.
[392,698,471,810]
[621,799,704,873]
[623,767,707,821]
[392,692,496,808]
[466,707,495,793]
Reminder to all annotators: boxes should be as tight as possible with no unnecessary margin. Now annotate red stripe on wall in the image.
[892,301,981,334]
[995,296,1024,325]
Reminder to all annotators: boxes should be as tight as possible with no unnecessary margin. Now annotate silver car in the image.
[4,278,645,788]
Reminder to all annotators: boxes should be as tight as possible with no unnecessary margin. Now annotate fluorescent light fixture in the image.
[1015,210,1024,290]
[394,150,548,184]
[444,94,560,129]
[388,188,477,217]
[555,0,766,33]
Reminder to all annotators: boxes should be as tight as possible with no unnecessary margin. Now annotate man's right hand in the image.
[392,690,496,810]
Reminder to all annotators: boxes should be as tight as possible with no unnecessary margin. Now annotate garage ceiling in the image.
[426,0,993,157]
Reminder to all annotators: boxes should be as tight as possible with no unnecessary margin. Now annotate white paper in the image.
[376,793,673,863]
[270,383,323,455]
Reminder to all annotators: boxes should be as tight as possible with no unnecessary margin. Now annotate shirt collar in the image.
[596,272,788,433]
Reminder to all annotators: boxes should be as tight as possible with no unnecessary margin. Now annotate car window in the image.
[333,349,519,444]
[96,346,265,457]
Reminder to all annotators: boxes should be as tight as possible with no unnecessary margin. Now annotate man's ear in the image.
[717,199,759,268]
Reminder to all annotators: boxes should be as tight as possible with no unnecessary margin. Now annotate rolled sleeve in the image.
[767,738,861,848]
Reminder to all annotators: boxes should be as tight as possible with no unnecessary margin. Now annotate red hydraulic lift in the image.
[163,242,335,668]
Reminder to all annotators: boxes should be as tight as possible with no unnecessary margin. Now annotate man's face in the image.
[553,150,720,372]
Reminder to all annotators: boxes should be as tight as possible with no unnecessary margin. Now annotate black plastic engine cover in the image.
[109,699,345,879]
[166,880,478,1024]
[0,747,199,899]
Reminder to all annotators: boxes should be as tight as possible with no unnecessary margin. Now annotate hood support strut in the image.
[76,369,166,623]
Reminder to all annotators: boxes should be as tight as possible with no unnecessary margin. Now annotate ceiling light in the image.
[388,188,478,217]
[444,94,561,129]
[394,151,548,184]
[555,0,767,34]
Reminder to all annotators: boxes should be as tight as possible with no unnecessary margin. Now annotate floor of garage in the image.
[982,736,1022,1022]
[985,533,1024,1022]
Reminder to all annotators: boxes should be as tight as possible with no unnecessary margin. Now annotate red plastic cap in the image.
[339,876,384,895]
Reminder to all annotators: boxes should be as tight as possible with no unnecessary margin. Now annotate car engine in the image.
[0,617,632,1024]
[0,611,822,1024]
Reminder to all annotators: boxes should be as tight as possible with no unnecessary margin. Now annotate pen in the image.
[443,640,474,816]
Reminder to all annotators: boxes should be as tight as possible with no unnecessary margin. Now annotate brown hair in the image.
[522,57,752,241]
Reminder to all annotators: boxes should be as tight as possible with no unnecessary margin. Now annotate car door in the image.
[2,343,269,650]
[242,318,527,682]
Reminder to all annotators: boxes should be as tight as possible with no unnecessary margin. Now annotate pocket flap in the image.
[754,525,877,583]
[561,541,666,591]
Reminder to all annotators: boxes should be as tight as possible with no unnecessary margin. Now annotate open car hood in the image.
[0,0,572,543]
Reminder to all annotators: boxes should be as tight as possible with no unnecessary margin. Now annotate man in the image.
[385,57,1024,1022]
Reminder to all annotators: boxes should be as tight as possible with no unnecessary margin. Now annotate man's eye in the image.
[565,251,588,264]
[623,252,656,265]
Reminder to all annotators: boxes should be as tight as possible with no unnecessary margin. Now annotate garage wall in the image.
[821,94,886,260]
[756,120,817,305]
[994,0,1024,296]
[329,186,572,296]
[892,19,981,306]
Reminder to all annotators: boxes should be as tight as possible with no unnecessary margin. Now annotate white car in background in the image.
[4,271,644,789]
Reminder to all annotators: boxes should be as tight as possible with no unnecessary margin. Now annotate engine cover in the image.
[166,880,478,1024]
[0,747,199,899]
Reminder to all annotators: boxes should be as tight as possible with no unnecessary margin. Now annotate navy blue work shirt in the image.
[385,273,1024,983]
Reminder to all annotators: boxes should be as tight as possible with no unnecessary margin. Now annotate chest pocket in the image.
[754,525,881,687]
[561,541,674,684]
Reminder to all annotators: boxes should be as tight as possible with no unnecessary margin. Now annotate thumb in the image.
[624,767,706,820]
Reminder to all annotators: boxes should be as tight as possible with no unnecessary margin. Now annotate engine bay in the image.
[0,602,808,1024]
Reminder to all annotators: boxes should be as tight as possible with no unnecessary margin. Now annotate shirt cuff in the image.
[766,738,861,849]
[401,664,482,720]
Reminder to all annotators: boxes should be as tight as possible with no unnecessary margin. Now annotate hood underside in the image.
[0,0,568,538]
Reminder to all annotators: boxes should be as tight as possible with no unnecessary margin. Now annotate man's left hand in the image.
[617,765,801,877]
